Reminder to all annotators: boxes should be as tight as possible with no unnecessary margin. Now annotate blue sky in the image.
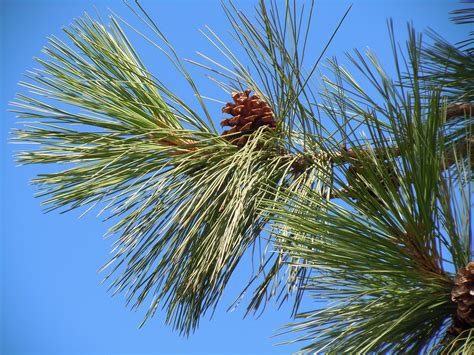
[0,0,468,354]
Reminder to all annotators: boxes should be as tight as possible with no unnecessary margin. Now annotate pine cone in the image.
[221,90,276,147]
[451,262,474,332]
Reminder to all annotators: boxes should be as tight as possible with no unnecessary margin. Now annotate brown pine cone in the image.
[451,262,474,331]
[221,90,276,147]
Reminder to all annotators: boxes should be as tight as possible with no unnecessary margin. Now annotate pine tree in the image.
[12,0,473,352]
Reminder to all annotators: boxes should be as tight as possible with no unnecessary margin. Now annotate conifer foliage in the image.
[12,0,473,352]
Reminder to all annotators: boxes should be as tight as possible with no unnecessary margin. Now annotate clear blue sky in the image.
[0,0,468,354]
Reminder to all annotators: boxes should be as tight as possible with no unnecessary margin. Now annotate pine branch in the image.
[447,103,474,119]
[269,20,473,352]
[152,101,473,180]
[12,0,473,351]
[11,2,333,334]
